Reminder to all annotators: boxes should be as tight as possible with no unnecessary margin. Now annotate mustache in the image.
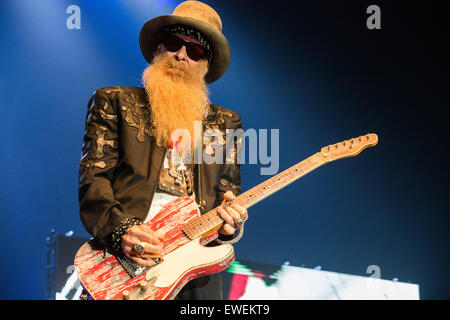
[166,57,189,73]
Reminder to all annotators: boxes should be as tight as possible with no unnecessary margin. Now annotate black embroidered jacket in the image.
[78,86,243,247]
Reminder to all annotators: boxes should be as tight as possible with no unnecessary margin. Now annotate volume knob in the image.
[139,281,148,290]
[121,290,130,300]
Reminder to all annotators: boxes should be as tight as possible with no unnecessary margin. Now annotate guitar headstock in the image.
[320,133,378,162]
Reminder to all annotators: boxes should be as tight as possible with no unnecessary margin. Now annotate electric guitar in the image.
[74,133,379,300]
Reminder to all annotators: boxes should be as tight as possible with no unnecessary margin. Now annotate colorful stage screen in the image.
[47,233,419,300]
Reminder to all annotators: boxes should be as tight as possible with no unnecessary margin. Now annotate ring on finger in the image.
[235,218,245,228]
[133,242,145,255]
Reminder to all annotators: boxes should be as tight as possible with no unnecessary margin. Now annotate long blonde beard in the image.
[142,53,210,158]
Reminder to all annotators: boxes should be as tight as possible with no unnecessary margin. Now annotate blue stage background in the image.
[0,0,448,299]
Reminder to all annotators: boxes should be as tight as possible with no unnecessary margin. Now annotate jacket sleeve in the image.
[214,112,243,204]
[78,89,132,246]
[213,111,244,241]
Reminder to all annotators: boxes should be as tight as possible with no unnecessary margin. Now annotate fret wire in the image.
[209,210,222,225]
[200,212,214,229]
[190,214,207,234]
[203,212,215,228]
[246,173,281,199]
[185,222,196,237]
[199,214,209,228]
[207,210,223,226]
[241,168,299,202]
[185,207,228,238]
[191,219,202,236]
[197,218,208,233]
[237,157,320,207]
[242,193,248,200]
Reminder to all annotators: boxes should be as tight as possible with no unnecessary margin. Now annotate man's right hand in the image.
[121,224,164,267]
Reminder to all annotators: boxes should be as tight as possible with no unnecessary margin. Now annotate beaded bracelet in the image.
[111,217,142,254]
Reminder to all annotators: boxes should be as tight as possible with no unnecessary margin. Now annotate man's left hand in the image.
[216,191,248,236]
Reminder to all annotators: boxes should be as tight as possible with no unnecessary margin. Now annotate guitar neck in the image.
[235,152,326,209]
[182,152,327,240]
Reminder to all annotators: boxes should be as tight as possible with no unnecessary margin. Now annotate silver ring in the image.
[134,242,145,255]
[235,218,245,228]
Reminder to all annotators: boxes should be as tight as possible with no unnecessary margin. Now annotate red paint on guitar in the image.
[74,197,235,300]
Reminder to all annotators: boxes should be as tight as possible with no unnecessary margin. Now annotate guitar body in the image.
[74,197,235,300]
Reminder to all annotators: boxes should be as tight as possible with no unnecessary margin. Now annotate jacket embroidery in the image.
[95,126,117,158]
[120,104,152,143]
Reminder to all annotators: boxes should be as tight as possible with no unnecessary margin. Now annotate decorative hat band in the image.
[162,24,211,51]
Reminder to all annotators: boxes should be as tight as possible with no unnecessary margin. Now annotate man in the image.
[78,1,247,300]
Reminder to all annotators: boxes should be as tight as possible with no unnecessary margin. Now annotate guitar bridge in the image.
[117,255,149,278]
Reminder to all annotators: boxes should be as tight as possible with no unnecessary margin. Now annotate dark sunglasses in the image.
[163,34,210,62]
